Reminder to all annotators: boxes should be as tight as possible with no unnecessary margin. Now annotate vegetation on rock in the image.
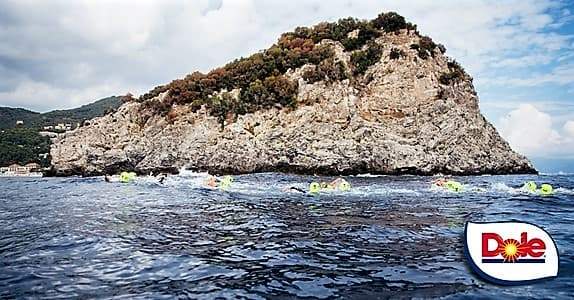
[371,12,416,33]
[410,36,439,60]
[137,12,419,128]
[0,128,51,167]
[302,58,348,83]
[389,48,406,60]
[439,60,466,85]
[350,42,383,75]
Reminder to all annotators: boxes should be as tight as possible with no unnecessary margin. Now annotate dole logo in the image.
[481,232,546,263]
[464,221,559,285]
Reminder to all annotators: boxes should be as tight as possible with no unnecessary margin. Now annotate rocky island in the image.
[50,12,536,176]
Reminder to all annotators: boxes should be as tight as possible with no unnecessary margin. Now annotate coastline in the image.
[44,163,537,178]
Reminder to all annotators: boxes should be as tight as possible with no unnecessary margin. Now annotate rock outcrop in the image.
[50,15,536,176]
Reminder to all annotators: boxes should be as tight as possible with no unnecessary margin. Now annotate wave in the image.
[555,187,574,195]
[490,182,522,194]
[354,173,387,178]
[102,173,571,198]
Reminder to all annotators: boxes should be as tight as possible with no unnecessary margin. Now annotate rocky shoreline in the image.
[50,17,536,177]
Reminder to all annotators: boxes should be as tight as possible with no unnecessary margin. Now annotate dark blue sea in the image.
[1,172,573,299]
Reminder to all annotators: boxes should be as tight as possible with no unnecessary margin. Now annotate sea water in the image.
[0,173,573,298]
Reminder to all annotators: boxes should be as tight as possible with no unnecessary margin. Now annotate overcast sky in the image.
[0,0,573,169]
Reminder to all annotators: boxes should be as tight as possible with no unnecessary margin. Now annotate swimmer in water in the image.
[204,175,234,190]
[327,178,351,191]
[282,186,306,193]
[205,175,220,188]
[157,173,167,184]
[282,178,352,195]
[432,178,448,187]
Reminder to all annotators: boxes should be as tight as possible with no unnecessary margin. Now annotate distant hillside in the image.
[0,96,123,129]
[0,108,40,129]
[0,96,123,168]
[0,128,51,167]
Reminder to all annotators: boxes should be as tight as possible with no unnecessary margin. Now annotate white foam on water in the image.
[353,173,386,178]
[491,182,521,194]
[351,185,420,196]
[177,169,210,178]
[489,182,572,196]
[225,181,294,196]
[556,187,574,195]
[134,176,159,185]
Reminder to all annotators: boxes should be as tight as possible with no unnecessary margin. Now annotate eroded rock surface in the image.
[51,31,535,176]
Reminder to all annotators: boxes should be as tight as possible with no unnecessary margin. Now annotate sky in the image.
[0,0,573,172]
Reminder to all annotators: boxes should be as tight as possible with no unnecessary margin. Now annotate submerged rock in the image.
[50,16,535,176]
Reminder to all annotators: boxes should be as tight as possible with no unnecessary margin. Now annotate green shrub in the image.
[302,58,348,83]
[418,49,429,59]
[209,93,233,130]
[341,22,380,51]
[302,66,325,84]
[419,36,437,56]
[320,58,348,81]
[439,59,465,85]
[371,12,416,33]
[389,48,405,60]
[351,42,383,75]
[239,75,298,113]
[437,43,446,54]
[409,36,437,59]
[139,12,418,127]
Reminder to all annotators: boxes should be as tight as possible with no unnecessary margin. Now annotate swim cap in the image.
[309,182,321,194]
[539,184,553,196]
[523,181,537,193]
[119,171,132,183]
[445,181,462,192]
[339,180,351,192]
[220,176,233,190]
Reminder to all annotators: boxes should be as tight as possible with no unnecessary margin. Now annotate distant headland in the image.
[48,12,536,176]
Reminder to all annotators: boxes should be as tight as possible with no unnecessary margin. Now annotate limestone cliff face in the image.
[50,30,536,176]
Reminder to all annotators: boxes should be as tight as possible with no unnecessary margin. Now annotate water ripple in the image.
[0,174,572,298]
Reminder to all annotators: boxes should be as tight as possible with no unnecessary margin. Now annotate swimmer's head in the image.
[539,183,553,195]
[524,181,537,192]
[339,181,351,192]
[309,182,321,194]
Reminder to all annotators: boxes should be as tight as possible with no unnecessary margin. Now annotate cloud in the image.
[0,0,266,111]
[482,63,574,87]
[564,120,574,137]
[0,79,143,111]
[499,104,574,158]
[489,53,554,68]
[0,0,572,112]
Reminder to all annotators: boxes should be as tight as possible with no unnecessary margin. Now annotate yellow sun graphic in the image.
[500,239,522,262]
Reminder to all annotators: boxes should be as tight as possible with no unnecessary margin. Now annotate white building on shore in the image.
[0,163,43,177]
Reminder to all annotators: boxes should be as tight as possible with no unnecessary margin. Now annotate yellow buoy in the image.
[539,184,554,196]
